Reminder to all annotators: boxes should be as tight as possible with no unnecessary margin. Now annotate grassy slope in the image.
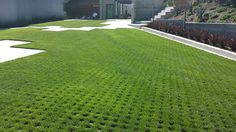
[31,20,105,27]
[0,20,236,131]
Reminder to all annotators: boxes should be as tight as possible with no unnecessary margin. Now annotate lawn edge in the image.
[138,26,236,61]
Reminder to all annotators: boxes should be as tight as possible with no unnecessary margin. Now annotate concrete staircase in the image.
[153,6,175,21]
[136,6,176,25]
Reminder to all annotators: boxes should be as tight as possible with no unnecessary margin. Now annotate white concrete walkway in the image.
[0,40,44,63]
[30,19,134,32]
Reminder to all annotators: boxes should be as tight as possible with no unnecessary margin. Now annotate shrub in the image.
[211,14,219,19]
[147,21,236,52]
[209,7,216,10]
[233,15,236,22]
[228,8,235,14]
[202,13,210,22]
[216,7,227,13]
[220,14,231,21]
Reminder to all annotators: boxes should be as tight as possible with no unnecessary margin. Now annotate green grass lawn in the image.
[0,20,236,131]
[31,19,105,27]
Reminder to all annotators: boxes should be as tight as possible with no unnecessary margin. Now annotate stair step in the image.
[153,6,175,20]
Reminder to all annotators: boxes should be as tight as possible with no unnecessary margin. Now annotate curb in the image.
[140,27,236,61]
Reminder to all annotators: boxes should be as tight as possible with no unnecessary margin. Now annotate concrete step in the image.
[153,6,175,20]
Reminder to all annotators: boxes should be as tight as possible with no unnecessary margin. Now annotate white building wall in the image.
[123,4,132,15]
[0,0,64,27]
[132,0,164,22]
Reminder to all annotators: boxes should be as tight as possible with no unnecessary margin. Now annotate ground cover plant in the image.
[147,21,236,52]
[0,20,236,131]
[170,0,236,23]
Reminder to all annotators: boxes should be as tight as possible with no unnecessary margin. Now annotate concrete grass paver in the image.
[4,19,236,63]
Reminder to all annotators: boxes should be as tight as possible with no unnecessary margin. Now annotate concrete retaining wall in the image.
[185,22,236,35]
[157,19,185,26]
[157,20,236,35]
[0,0,64,28]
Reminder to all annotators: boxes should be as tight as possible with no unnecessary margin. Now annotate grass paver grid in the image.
[0,20,236,131]
[31,20,105,28]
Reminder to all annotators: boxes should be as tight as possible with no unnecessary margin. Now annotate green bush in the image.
[164,0,174,6]
[207,18,214,23]
[202,13,210,21]
[209,7,216,10]
[216,7,227,13]
[211,14,219,19]
[228,8,235,14]
[220,13,231,21]
[233,15,236,22]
